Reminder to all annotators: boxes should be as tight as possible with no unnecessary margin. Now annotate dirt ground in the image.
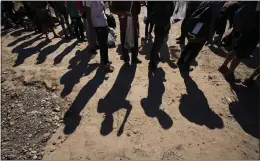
[1,6,259,160]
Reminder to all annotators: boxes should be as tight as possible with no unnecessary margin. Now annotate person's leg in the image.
[177,42,193,66]
[87,18,98,51]
[145,22,149,39]
[244,66,260,85]
[218,50,236,73]
[72,17,80,40]
[58,14,68,37]
[149,23,154,37]
[149,24,167,69]
[77,17,85,40]
[96,27,113,72]
[183,42,205,70]
[63,12,73,36]
[82,18,88,39]
[119,16,129,63]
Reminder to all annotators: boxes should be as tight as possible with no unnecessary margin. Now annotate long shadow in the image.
[97,64,136,136]
[36,39,67,64]
[179,71,224,129]
[63,68,107,134]
[228,82,259,139]
[12,34,44,53]
[7,33,33,47]
[10,28,26,37]
[141,68,173,129]
[160,43,178,69]
[54,40,79,65]
[60,49,97,98]
[12,36,50,67]
[209,45,260,69]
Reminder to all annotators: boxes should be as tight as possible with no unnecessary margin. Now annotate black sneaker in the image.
[132,58,142,64]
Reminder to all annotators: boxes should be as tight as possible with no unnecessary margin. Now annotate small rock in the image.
[10,104,15,108]
[52,142,56,145]
[49,146,56,152]
[126,132,131,137]
[33,155,37,160]
[202,142,205,144]
[133,130,138,134]
[58,135,62,139]
[31,151,37,154]
[41,100,46,104]
[255,149,258,153]
[9,121,15,126]
[43,133,50,138]
[53,115,60,121]
[53,107,60,112]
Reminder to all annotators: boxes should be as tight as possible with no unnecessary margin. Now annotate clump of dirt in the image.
[1,75,71,160]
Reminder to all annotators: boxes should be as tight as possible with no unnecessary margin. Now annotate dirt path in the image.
[1,7,259,160]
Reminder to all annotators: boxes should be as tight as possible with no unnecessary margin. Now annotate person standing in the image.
[176,1,201,45]
[52,1,73,38]
[213,1,241,46]
[85,1,114,72]
[177,1,224,72]
[110,1,142,65]
[29,1,59,41]
[67,1,85,41]
[218,2,259,80]
[148,1,174,70]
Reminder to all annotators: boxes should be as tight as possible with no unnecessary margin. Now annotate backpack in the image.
[184,6,213,43]
[106,13,116,29]
[150,2,174,25]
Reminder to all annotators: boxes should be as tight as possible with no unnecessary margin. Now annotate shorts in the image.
[234,30,259,59]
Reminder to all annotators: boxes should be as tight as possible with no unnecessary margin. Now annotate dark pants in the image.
[150,22,171,65]
[57,11,73,36]
[95,27,109,64]
[71,17,85,39]
[119,15,139,62]
[178,41,206,68]
[145,16,154,38]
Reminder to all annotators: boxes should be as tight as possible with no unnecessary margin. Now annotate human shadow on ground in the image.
[179,71,224,129]
[209,45,259,69]
[36,38,68,64]
[228,82,259,139]
[12,35,50,67]
[97,64,136,136]
[63,68,107,134]
[60,49,97,98]
[10,28,26,37]
[53,40,79,65]
[141,68,173,129]
[7,33,33,47]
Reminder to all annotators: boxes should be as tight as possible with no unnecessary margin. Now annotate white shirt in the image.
[83,1,107,27]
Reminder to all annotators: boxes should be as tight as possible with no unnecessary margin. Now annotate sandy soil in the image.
[1,6,259,160]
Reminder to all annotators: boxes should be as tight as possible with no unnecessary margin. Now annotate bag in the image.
[171,1,187,24]
[184,6,212,43]
[150,2,174,25]
[106,13,116,29]
[124,2,135,50]
[107,31,116,48]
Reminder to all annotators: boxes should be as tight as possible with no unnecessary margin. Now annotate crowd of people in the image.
[2,1,259,85]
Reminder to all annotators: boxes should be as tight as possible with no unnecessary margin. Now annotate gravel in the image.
[1,78,70,160]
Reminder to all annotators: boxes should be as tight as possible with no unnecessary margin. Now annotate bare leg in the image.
[227,57,240,74]
[218,50,236,73]
[51,28,60,38]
